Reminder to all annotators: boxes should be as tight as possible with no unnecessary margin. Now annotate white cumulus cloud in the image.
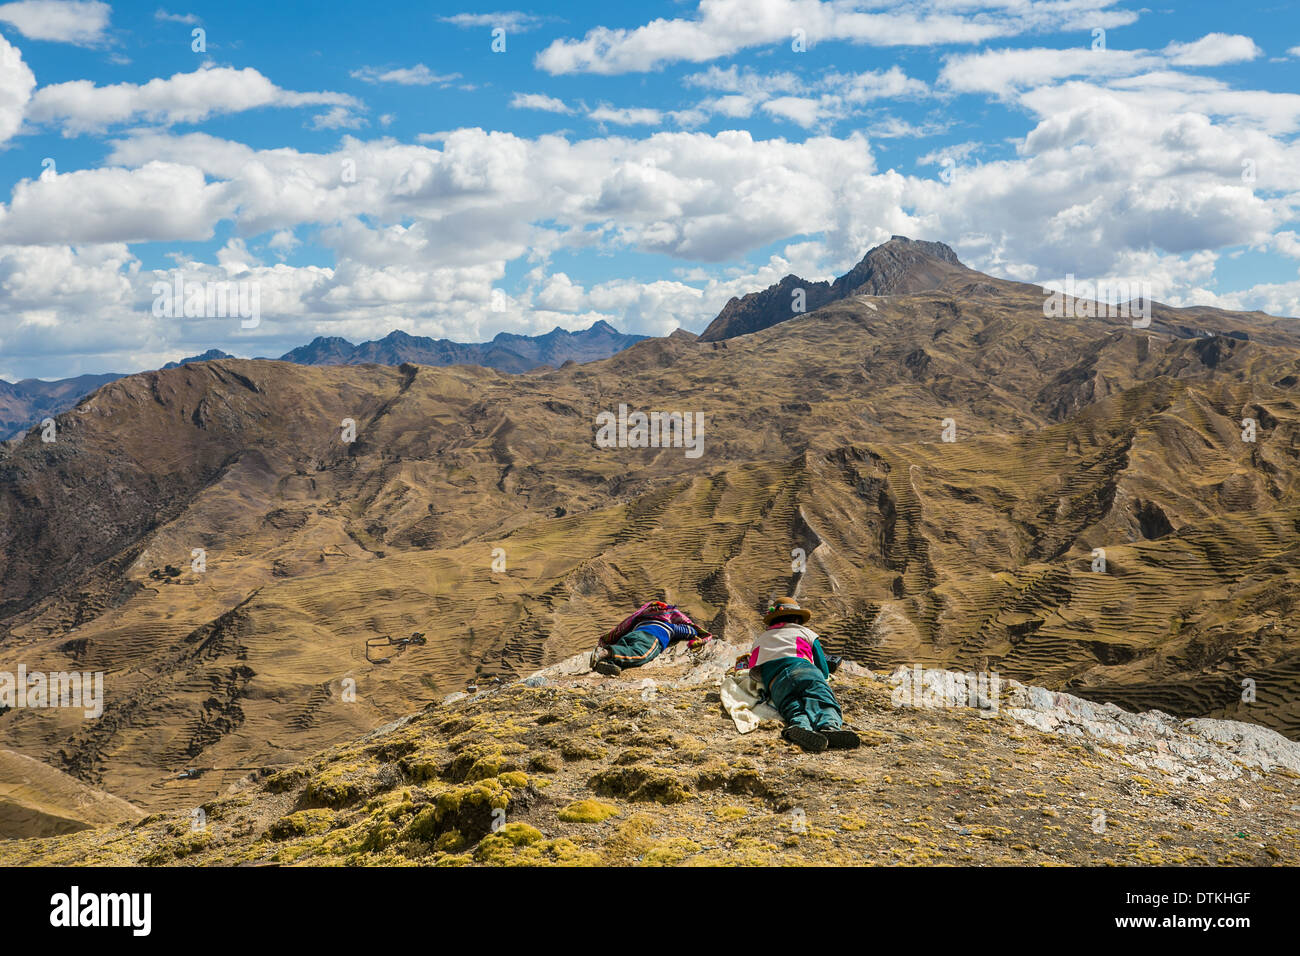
[27,64,359,135]
[588,105,662,126]
[536,0,1138,75]
[0,33,36,144]
[1164,33,1262,67]
[510,92,572,114]
[0,0,109,46]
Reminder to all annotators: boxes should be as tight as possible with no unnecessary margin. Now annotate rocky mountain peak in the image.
[698,236,974,342]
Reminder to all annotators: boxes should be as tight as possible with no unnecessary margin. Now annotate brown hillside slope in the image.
[0,747,143,839]
[1,645,1296,866]
[1,255,1299,816]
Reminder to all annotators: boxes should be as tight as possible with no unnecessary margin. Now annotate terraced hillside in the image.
[2,238,1299,820]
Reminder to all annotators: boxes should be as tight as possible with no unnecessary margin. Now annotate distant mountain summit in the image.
[699,236,976,342]
[276,320,645,374]
[162,349,236,369]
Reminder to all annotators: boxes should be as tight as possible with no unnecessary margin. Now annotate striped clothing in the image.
[636,619,699,649]
[600,601,706,647]
[605,627,667,667]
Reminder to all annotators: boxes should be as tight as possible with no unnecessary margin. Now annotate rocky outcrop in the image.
[698,236,975,341]
[888,665,1300,784]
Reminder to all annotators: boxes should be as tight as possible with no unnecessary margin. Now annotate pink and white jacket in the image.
[748,623,819,669]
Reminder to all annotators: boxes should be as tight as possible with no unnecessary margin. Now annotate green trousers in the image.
[604,627,664,669]
[757,658,843,731]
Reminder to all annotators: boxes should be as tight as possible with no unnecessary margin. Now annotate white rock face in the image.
[521,650,594,683]
[885,665,1300,784]
[1183,718,1300,775]
[358,714,416,742]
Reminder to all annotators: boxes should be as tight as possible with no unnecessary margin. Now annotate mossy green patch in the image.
[558,738,608,762]
[613,747,655,766]
[590,767,692,804]
[298,764,366,809]
[400,778,517,848]
[265,768,309,793]
[558,800,621,823]
[268,809,336,840]
[140,829,212,865]
[473,823,545,862]
[436,830,467,852]
[643,838,701,866]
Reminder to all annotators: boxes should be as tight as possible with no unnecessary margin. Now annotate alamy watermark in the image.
[1042,274,1156,328]
[152,272,261,329]
[0,665,103,718]
[50,886,150,936]
[594,403,704,459]
[891,664,1001,713]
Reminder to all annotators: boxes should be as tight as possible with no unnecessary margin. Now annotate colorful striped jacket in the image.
[600,601,709,647]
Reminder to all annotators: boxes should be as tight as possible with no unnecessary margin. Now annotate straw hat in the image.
[763,597,811,625]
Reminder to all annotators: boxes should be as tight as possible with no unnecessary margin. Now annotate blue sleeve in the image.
[812,638,830,679]
[671,621,697,640]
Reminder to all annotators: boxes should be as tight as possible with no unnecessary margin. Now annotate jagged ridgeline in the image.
[0,321,646,441]
[2,236,1300,822]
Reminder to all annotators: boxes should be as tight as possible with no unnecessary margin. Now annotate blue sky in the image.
[0,0,1298,379]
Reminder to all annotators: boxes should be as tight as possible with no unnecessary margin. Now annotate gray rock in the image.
[838,660,872,678]
[891,664,1300,786]
[1182,718,1300,774]
[1028,686,1056,711]
[358,714,415,742]
[522,649,595,683]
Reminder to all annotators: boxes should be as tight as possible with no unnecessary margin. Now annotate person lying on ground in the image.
[748,597,860,753]
[591,600,711,677]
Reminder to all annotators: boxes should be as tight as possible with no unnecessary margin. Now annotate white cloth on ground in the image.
[721,671,781,733]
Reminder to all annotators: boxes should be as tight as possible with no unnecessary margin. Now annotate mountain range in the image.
[2,236,1299,858]
[275,320,645,372]
[0,321,646,440]
[0,374,123,444]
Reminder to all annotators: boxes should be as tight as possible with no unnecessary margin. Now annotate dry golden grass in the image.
[3,666,1295,867]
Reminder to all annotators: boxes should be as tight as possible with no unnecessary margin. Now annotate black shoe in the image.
[821,727,861,749]
[593,660,623,677]
[782,725,828,753]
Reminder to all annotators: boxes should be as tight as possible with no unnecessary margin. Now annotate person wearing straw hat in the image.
[748,597,859,753]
